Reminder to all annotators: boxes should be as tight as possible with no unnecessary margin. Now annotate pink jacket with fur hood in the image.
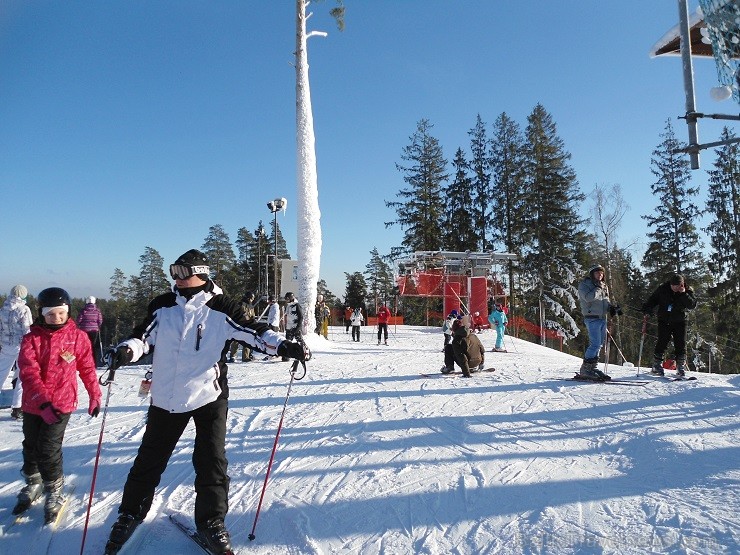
[18,319,101,415]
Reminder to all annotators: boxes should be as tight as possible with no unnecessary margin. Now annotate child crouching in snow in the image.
[15,287,102,523]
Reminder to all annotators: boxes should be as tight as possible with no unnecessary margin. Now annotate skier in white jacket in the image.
[0,285,33,419]
[104,249,309,554]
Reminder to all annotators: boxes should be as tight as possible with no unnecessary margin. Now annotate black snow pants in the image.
[22,412,72,481]
[118,398,230,528]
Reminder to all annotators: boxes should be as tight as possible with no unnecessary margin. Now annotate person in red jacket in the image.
[16,287,102,524]
[376,303,391,345]
[471,311,485,333]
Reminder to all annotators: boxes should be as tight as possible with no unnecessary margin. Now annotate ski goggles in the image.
[169,264,210,280]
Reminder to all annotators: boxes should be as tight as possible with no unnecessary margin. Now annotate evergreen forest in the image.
[5,107,738,374]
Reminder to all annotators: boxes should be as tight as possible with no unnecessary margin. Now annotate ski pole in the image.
[97,331,104,366]
[603,318,612,375]
[636,314,648,377]
[80,364,117,555]
[249,360,304,541]
[606,327,629,366]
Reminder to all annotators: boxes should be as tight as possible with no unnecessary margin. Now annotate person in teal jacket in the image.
[488,304,508,351]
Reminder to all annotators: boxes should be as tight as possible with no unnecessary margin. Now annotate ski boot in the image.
[10,407,23,420]
[13,471,43,515]
[198,517,233,554]
[105,512,143,554]
[676,357,686,378]
[577,358,609,381]
[440,365,453,374]
[43,476,65,524]
[649,356,665,376]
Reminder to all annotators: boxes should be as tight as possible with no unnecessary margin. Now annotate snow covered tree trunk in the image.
[295,0,323,335]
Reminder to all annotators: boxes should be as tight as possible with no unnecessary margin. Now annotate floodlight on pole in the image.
[257,224,265,296]
[267,198,288,297]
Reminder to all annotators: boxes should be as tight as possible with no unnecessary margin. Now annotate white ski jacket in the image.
[0,296,33,347]
[119,282,283,413]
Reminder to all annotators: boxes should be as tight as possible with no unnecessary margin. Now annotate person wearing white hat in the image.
[0,285,33,419]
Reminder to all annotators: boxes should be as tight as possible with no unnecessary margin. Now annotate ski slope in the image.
[0,325,738,554]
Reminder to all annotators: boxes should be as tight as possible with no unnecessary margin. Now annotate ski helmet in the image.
[170,249,210,280]
[37,287,71,317]
[285,292,295,302]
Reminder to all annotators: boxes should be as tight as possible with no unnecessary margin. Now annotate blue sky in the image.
[0,1,730,301]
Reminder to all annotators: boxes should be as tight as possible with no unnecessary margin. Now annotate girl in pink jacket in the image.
[15,287,102,524]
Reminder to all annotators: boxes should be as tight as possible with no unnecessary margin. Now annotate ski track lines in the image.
[1,327,738,554]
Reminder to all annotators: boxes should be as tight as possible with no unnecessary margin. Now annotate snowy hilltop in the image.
[1,325,738,554]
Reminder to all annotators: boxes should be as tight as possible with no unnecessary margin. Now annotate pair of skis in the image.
[420,367,496,378]
[1,484,76,553]
[104,513,236,555]
[564,374,649,386]
[644,373,698,382]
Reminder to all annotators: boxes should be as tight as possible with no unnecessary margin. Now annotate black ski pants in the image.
[654,319,688,359]
[377,323,388,342]
[22,412,71,481]
[351,325,361,341]
[119,398,230,528]
[85,330,101,364]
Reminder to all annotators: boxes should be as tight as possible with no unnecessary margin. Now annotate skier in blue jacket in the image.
[488,304,508,352]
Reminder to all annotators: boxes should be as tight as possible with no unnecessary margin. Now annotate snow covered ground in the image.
[1,325,738,554]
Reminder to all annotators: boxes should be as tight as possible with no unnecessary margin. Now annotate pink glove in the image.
[89,398,101,418]
[39,403,62,425]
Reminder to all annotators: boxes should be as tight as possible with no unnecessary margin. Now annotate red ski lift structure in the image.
[395,250,518,323]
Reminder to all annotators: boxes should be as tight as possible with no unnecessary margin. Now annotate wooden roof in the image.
[651,10,715,58]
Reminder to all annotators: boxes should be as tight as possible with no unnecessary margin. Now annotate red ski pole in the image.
[79,365,116,555]
[249,360,304,541]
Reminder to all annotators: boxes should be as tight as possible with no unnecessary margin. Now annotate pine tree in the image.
[489,112,528,315]
[236,220,272,297]
[441,148,476,251]
[201,224,236,293]
[267,219,291,297]
[641,120,705,286]
[109,268,128,302]
[705,127,740,293]
[107,267,133,346]
[344,271,368,311]
[364,248,394,308]
[703,127,740,371]
[468,114,492,251]
[520,104,586,342]
[130,246,170,317]
[386,119,449,256]
[233,226,256,297]
[317,279,338,309]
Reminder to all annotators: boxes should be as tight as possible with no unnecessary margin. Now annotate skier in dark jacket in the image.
[104,249,309,555]
[642,273,697,377]
[442,320,485,378]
